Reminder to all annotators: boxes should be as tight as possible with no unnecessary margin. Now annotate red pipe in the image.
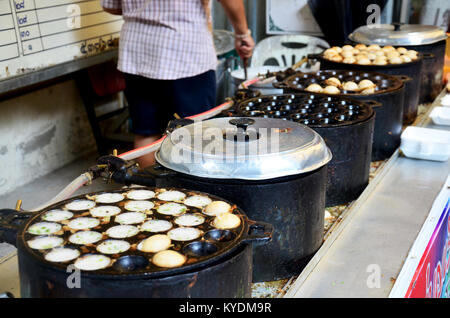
[118,100,233,160]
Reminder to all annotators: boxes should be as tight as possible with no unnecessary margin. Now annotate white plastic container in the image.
[438,94,450,107]
[429,107,450,126]
[400,126,450,161]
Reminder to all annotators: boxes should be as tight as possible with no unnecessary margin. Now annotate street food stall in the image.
[0,0,449,300]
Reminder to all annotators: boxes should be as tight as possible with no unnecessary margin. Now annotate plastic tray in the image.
[400,126,450,161]
[438,94,450,107]
[429,107,450,126]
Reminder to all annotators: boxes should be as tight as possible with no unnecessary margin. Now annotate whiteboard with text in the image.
[0,0,123,80]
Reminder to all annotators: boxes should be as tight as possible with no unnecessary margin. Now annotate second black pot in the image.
[277,70,407,161]
[406,40,446,103]
[312,53,423,125]
[350,87,405,161]
[312,113,374,206]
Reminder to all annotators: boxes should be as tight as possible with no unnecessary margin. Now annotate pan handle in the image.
[233,88,262,103]
[272,81,289,89]
[395,75,412,84]
[242,220,273,247]
[0,209,34,246]
[142,164,178,178]
[422,52,435,60]
[111,163,178,187]
[364,100,383,108]
[307,53,322,60]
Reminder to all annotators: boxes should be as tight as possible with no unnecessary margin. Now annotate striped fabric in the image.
[101,0,218,80]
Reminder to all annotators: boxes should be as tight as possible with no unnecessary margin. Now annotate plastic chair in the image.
[250,35,330,67]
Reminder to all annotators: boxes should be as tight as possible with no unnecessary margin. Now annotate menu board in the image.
[0,0,123,80]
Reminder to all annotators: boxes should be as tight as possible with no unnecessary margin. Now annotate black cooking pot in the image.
[16,234,253,298]
[109,118,332,282]
[349,23,448,103]
[311,118,374,206]
[0,187,273,297]
[225,94,375,207]
[398,41,445,103]
[310,52,423,125]
[276,70,407,161]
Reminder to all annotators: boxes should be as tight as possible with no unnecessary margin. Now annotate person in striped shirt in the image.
[101,0,254,167]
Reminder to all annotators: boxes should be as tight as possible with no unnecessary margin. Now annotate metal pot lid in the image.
[349,23,447,46]
[156,117,332,180]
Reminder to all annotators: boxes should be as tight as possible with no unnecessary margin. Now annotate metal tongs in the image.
[243,57,248,80]
[240,42,249,80]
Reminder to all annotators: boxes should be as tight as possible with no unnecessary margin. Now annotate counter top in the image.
[285,91,450,298]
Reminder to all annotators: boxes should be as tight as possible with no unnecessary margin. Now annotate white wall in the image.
[0,79,96,196]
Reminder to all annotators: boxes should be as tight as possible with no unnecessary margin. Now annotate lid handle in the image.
[392,22,402,31]
[225,118,259,142]
[228,118,255,132]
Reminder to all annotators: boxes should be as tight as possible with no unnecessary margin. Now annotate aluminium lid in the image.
[349,23,447,46]
[156,117,331,180]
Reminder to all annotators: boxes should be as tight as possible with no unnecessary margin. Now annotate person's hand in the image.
[235,35,254,61]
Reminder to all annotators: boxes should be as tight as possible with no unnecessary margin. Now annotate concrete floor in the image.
[0,151,122,259]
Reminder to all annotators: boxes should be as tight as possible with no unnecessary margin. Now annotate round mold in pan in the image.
[282,70,404,96]
[236,93,374,128]
[20,187,249,278]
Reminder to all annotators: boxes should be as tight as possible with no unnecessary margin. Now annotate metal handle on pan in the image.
[242,220,274,246]
[110,163,178,187]
[233,89,262,104]
[0,209,33,246]
[364,100,383,108]
[272,81,289,89]
[307,52,322,59]
[394,75,413,83]
[96,155,177,187]
[143,164,178,178]
[422,52,435,60]
[307,53,322,62]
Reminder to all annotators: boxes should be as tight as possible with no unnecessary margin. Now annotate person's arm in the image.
[218,0,254,60]
[101,0,123,15]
